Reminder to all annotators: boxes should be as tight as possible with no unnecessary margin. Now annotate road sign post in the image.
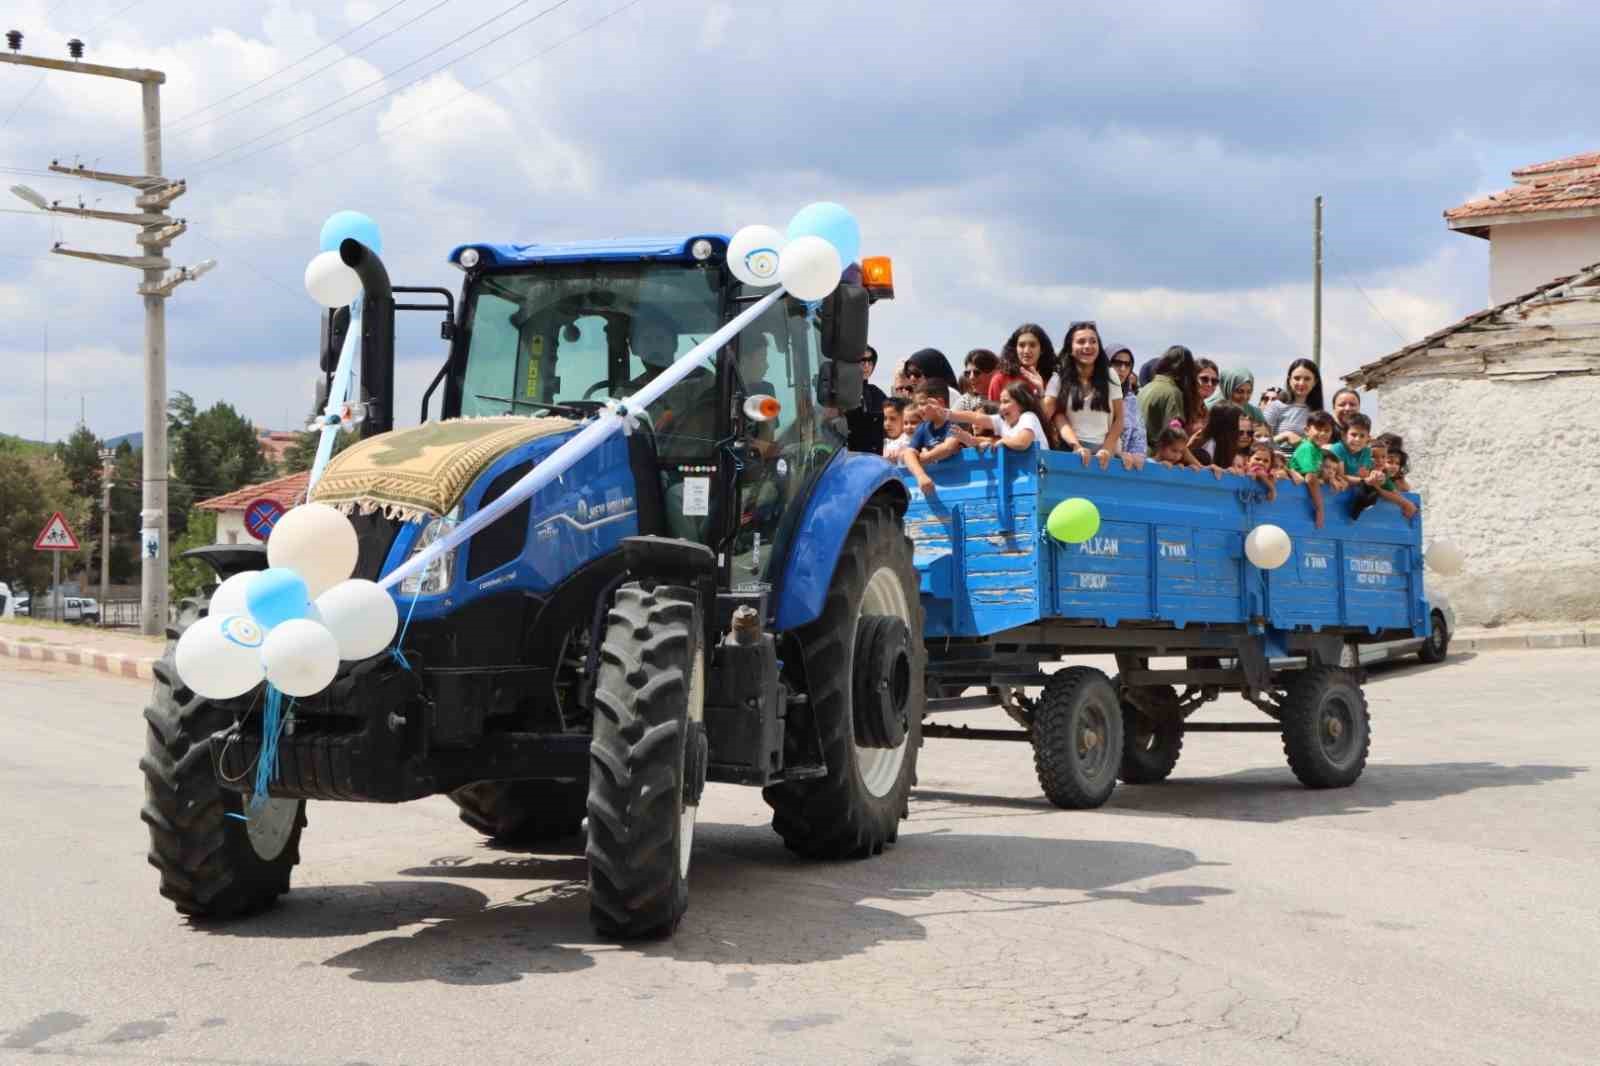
[243,498,287,543]
[35,512,82,623]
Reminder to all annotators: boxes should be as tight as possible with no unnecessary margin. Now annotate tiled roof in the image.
[1446,151,1600,233]
[256,430,298,466]
[195,470,310,512]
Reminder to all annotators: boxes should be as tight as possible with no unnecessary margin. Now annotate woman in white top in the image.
[948,380,1049,452]
[1042,320,1122,463]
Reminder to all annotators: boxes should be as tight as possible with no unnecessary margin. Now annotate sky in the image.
[1,0,1595,446]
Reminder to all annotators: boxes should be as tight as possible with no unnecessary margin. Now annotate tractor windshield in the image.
[456,261,723,419]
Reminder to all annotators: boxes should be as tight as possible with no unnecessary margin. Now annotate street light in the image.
[10,184,48,209]
[188,257,216,279]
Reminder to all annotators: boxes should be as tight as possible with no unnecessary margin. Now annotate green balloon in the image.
[1047,497,1101,543]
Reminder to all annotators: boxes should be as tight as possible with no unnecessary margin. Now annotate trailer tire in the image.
[140,645,305,919]
[1032,666,1123,809]
[586,583,704,939]
[1114,681,1184,784]
[1281,667,1370,789]
[763,501,923,859]
[450,779,588,842]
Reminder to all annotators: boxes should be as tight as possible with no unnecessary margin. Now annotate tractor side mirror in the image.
[320,306,351,373]
[818,283,869,362]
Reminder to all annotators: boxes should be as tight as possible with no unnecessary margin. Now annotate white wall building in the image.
[1446,151,1600,305]
[194,471,309,546]
[1346,263,1600,626]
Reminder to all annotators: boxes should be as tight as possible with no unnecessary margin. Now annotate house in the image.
[256,428,299,468]
[194,471,309,545]
[1344,262,1600,626]
[1446,151,1600,305]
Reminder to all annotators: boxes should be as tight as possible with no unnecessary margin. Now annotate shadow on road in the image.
[920,761,1586,824]
[193,826,1229,983]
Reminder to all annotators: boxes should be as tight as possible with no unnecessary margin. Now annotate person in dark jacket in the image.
[845,344,887,454]
[904,347,960,398]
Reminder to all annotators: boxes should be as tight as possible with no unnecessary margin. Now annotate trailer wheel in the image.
[1417,610,1450,664]
[1032,666,1123,809]
[140,645,305,919]
[1114,681,1184,784]
[1281,667,1370,789]
[763,501,924,859]
[586,583,704,938]
[450,779,588,842]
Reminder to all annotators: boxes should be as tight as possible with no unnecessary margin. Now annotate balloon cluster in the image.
[304,210,382,308]
[176,504,400,699]
[726,202,860,301]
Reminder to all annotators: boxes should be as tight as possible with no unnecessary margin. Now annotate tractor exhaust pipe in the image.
[339,237,395,438]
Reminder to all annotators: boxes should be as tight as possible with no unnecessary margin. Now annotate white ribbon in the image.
[308,295,363,493]
[378,286,788,591]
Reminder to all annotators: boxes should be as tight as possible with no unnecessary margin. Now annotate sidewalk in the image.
[0,619,164,682]
[1452,621,1599,652]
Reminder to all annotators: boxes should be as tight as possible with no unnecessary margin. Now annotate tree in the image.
[56,425,106,585]
[170,511,218,601]
[281,404,355,474]
[167,391,272,536]
[0,449,93,595]
[107,442,142,584]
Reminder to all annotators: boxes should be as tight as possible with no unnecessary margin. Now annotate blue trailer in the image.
[904,445,1427,807]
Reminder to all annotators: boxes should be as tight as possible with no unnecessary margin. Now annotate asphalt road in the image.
[1,647,1595,1066]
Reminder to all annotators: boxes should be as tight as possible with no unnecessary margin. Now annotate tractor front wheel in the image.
[450,779,588,843]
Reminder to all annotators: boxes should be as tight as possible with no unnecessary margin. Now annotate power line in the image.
[187,0,576,174]
[1327,248,1410,347]
[161,0,419,132]
[0,0,150,136]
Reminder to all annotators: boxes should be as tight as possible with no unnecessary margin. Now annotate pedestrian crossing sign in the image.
[33,512,80,552]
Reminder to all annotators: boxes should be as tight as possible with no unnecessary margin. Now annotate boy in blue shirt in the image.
[909,381,975,465]
[1338,413,1417,521]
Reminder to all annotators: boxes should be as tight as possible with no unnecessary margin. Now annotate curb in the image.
[1455,630,1594,652]
[0,634,158,681]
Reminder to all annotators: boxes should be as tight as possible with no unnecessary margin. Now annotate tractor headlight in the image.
[399,509,460,596]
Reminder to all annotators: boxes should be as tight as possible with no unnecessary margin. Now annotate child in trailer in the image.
[1335,414,1418,521]
[946,381,1050,453]
[909,382,979,467]
[1246,439,1278,501]
[882,396,934,492]
[1271,448,1301,485]
[1150,423,1212,472]
[1288,410,1339,528]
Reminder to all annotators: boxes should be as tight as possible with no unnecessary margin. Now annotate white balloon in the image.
[175,614,265,700]
[1244,524,1293,570]
[267,503,359,598]
[315,579,399,661]
[304,250,362,308]
[208,571,258,618]
[726,224,786,288]
[1426,539,1464,576]
[778,235,843,301]
[261,618,341,697]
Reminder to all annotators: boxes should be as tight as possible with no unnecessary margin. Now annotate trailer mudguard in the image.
[772,451,908,632]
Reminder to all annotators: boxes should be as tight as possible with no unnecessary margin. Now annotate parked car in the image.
[14,595,30,617]
[0,582,13,619]
[1341,585,1455,668]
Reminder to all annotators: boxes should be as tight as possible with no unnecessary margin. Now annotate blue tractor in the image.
[141,235,923,937]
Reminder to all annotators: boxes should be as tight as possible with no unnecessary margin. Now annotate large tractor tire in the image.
[139,648,305,919]
[449,779,588,843]
[1280,667,1371,789]
[1032,666,1123,809]
[763,501,924,859]
[586,583,706,939]
[1114,679,1184,785]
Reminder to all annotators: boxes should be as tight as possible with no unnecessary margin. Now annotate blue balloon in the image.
[245,567,311,632]
[787,202,860,267]
[319,210,382,256]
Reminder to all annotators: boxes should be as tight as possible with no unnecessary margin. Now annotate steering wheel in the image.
[582,380,612,400]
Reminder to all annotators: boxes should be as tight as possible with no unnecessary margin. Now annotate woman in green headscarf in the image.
[1209,368,1265,428]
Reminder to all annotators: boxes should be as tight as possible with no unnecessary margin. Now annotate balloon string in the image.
[389,585,423,673]
[248,686,295,812]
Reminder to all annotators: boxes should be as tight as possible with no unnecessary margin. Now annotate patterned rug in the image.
[309,416,575,521]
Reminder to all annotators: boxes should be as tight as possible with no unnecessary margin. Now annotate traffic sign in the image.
[243,498,288,542]
[34,512,80,552]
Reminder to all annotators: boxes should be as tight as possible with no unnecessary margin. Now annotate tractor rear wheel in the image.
[586,583,705,938]
[1032,666,1123,809]
[450,779,588,842]
[140,646,305,919]
[763,501,924,859]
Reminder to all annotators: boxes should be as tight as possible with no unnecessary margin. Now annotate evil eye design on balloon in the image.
[219,615,265,649]
[745,247,780,281]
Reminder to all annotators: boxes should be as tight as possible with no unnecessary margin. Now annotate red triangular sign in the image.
[34,511,80,551]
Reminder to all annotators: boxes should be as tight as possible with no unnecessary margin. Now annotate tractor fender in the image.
[773,452,908,632]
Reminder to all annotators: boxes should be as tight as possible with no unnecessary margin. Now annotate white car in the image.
[1342,584,1455,667]
[0,582,13,620]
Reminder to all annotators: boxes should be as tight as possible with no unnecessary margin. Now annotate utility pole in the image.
[99,446,116,615]
[1313,195,1324,370]
[5,30,216,636]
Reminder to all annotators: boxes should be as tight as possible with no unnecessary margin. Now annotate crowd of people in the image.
[858,323,1415,528]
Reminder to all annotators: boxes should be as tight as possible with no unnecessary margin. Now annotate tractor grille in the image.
[466,461,532,580]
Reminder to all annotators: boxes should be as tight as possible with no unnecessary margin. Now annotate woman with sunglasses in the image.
[903,347,960,400]
[1106,342,1147,459]
[1190,402,1253,471]
[1044,321,1121,464]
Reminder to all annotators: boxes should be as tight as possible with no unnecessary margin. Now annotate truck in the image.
[905,445,1428,806]
[141,233,923,938]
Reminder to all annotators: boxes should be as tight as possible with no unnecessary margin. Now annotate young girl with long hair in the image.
[1043,320,1122,461]
[1263,358,1326,448]
[990,323,1055,400]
